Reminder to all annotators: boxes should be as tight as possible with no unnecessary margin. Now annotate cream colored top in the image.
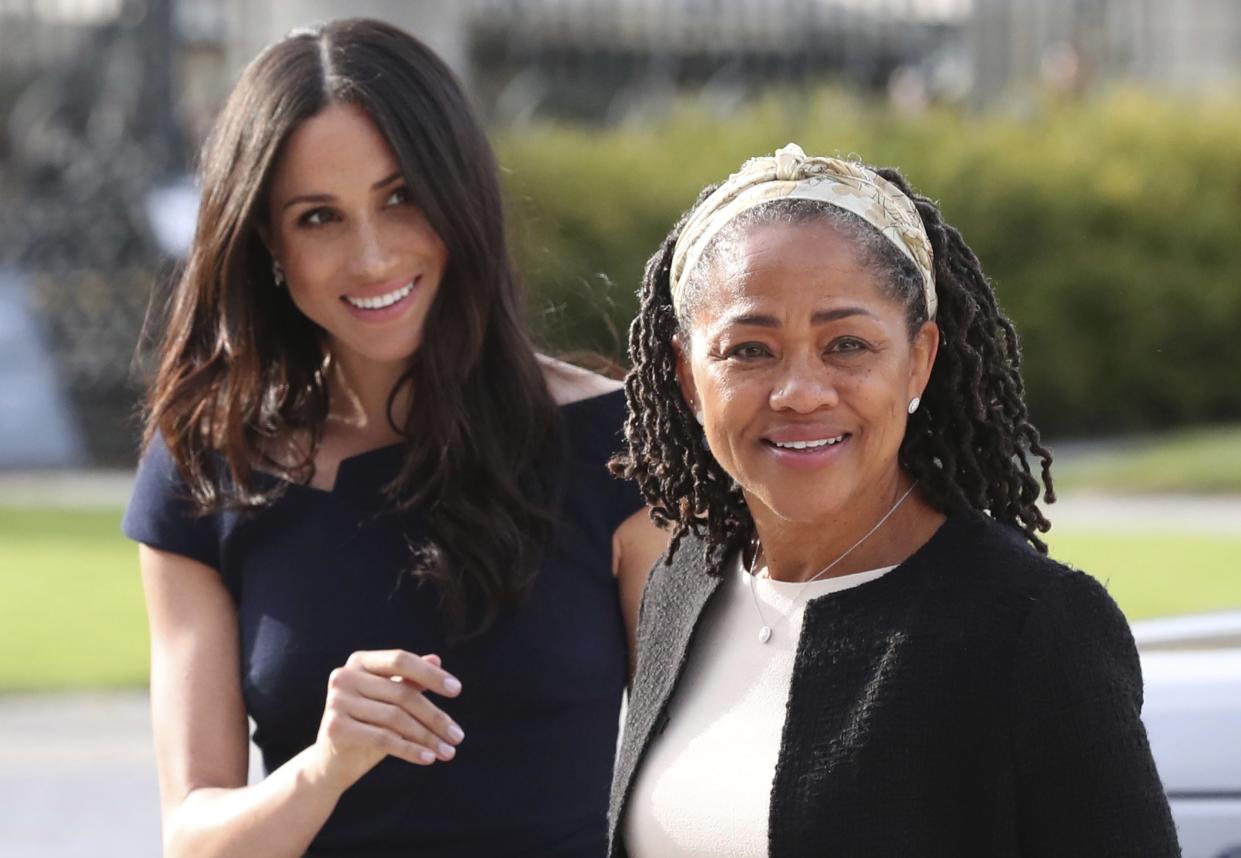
[623,553,895,858]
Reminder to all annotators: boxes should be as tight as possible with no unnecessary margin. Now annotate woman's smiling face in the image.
[263,101,449,374]
[676,220,938,526]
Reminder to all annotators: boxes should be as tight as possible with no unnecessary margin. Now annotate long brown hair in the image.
[145,18,558,634]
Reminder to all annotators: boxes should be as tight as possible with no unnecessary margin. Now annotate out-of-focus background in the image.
[1,0,1239,855]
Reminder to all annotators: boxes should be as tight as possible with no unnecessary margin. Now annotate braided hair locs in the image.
[610,166,1056,570]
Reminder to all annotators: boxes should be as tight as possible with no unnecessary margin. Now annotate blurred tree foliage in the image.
[497,89,1241,437]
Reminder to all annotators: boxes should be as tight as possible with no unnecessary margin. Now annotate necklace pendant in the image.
[758,625,773,644]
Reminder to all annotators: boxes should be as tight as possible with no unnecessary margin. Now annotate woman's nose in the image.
[351,217,398,280]
[768,359,839,414]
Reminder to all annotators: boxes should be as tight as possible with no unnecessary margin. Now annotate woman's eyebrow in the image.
[723,307,874,328]
[281,171,404,210]
[371,171,403,190]
[282,192,333,210]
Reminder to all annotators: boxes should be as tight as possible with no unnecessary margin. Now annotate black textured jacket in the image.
[609,511,1181,857]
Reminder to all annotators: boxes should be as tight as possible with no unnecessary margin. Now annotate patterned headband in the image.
[668,143,937,319]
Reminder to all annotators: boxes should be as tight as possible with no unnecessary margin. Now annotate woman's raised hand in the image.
[308,649,465,793]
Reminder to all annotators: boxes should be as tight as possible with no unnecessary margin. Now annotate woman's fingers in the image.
[315,650,466,789]
[317,706,435,779]
[352,670,465,748]
[341,697,457,761]
[347,649,462,697]
[345,718,439,766]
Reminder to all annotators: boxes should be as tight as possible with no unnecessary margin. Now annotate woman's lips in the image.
[762,432,851,469]
[340,276,420,321]
[766,433,846,451]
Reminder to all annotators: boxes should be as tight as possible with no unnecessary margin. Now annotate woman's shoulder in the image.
[539,354,628,445]
[640,531,730,606]
[933,510,1127,635]
[538,354,646,529]
[538,354,624,405]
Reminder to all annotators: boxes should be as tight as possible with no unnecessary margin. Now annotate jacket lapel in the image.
[608,534,724,856]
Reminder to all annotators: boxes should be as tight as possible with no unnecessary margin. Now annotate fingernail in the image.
[443,676,462,694]
[419,749,435,763]
[447,724,465,743]
[438,742,455,759]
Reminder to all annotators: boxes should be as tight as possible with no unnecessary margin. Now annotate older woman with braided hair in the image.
[608,144,1179,857]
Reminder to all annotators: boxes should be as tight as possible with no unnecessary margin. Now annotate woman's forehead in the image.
[688,222,885,320]
[269,103,398,199]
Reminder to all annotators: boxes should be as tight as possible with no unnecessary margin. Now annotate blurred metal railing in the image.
[468,0,970,124]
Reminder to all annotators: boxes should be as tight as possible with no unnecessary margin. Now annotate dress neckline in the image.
[259,387,623,497]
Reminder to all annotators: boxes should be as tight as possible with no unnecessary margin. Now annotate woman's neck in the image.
[325,352,410,446]
[747,475,944,583]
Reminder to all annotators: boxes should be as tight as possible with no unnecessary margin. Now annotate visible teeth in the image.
[773,436,844,450]
[345,281,414,310]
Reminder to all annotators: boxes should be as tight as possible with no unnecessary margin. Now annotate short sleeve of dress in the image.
[122,432,221,571]
[567,389,647,537]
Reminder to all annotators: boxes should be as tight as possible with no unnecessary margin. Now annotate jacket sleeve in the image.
[1010,568,1181,857]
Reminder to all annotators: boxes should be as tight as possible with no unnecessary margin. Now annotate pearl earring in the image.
[907,396,921,415]
[272,259,286,288]
[695,409,704,425]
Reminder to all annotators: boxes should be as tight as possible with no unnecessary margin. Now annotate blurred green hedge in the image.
[496,89,1241,436]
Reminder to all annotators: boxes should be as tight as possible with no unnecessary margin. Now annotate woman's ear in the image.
[671,333,700,418]
[908,320,940,402]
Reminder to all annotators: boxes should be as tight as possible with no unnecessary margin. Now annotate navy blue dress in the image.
[123,390,643,857]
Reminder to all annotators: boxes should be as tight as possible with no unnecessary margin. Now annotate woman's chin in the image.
[743,488,852,528]
[328,334,423,371]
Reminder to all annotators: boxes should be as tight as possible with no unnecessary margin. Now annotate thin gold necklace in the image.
[746,481,918,645]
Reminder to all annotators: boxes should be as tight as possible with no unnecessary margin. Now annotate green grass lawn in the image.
[1047,530,1241,622]
[2,504,1239,692]
[0,506,148,693]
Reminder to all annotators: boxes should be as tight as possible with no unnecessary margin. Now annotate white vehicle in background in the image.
[1136,611,1241,858]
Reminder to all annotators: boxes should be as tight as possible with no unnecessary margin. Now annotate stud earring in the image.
[694,409,704,425]
[907,396,921,415]
[272,259,286,288]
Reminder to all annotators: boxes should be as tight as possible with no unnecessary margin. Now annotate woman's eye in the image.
[830,337,868,354]
[385,186,411,206]
[298,208,336,227]
[729,343,771,360]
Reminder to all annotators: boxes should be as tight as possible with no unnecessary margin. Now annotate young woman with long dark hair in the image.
[123,18,666,857]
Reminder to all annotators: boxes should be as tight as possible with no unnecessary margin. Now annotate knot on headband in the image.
[668,142,937,320]
[773,142,805,181]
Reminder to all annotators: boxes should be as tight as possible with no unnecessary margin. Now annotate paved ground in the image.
[0,469,135,508]
[0,692,161,857]
[1047,492,1241,535]
[2,471,1239,855]
[0,692,264,857]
